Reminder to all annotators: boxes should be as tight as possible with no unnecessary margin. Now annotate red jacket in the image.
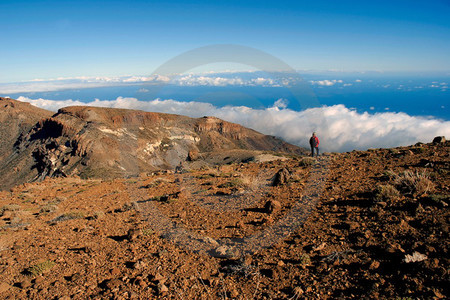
[309,136,319,147]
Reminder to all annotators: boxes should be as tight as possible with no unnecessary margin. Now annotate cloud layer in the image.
[16,96,450,152]
[0,72,334,93]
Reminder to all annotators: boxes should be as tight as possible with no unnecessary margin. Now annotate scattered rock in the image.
[18,279,31,289]
[0,282,11,293]
[343,221,360,231]
[153,273,167,284]
[0,121,447,299]
[110,267,121,276]
[312,242,326,252]
[132,260,147,270]
[212,245,236,258]
[264,200,281,214]
[404,252,428,263]
[127,228,141,241]
[187,149,199,161]
[229,287,239,298]
[369,260,380,270]
[157,283,169,294]
[293,287,304,297]
[105,278,122,290]
[271,167,291,186]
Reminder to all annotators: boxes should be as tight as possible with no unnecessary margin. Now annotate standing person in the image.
[309,132,320,157]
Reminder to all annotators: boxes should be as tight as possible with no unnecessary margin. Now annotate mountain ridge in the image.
[0,97,306,190]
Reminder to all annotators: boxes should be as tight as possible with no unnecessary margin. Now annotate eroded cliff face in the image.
[0,98,53,189]
[0,99,306,189]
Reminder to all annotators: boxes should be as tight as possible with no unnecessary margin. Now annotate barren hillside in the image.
[0,98,306,190]
[0,139,448,299]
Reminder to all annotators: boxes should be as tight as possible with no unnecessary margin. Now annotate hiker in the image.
[309,132,319,157]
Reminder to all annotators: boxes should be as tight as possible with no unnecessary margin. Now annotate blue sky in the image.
[1,0,450,82]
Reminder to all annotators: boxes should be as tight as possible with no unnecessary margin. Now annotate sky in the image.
[1,0,450,82]
[1,0,449,151]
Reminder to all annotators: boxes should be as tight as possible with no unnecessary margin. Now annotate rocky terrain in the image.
[0,99,52,190]
[0,97,305,190]
[0,137,448,299]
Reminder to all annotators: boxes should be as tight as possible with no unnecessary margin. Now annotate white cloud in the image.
[0,75,170,94]
[0,73,289,93]
[17,96,450,152]
[272,98,288,109]
[0,72,356,94]
[172,75,246,86]
[310,79,343,86]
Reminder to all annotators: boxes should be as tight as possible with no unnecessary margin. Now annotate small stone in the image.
[213,246,231,257]
[235,220,245,228]
[70,273,83,284]
[127,229,140,241]
[293,287,304,297]
[230,287,239,298]
[264,200,281,214]
[0,282,11,293]
[19,279,31,289]
[138,279,147,288]
[369,260,380,270]
[133,260,147,270]
[244,255,253,266]
[33,276,45,285]
[111,268,120,276]
[342,221,359,231]
[105,278,122,290]
[158,283,169,294]
[313,242,326,252]
[153,273,166,284]
[433,289,445,298]
[376,201,387,208]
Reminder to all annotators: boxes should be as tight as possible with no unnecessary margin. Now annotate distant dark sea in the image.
[7,75,449,120]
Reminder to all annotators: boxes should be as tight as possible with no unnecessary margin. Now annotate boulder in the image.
[271,167,291,186]
[432,136,446,144]
[187,149,199,161]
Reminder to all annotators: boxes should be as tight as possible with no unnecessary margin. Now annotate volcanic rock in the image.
[271,167,291,186]
[432,136,446,144]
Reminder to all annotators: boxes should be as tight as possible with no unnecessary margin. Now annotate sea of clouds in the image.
[16,96,450,152]
[1,72,447,94]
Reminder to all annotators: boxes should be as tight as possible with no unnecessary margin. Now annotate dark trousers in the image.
[311,146,319,157]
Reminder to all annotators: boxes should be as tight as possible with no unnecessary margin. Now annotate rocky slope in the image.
[0,98,53,190]
[0,98,306,190]
[0,140,448,299]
